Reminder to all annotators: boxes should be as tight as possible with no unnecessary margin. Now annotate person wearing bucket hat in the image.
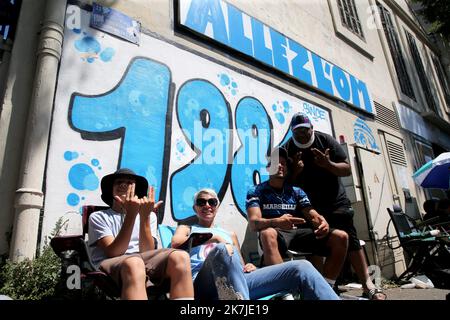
[282,113,386,300]
[88,168,194,300]
[246,147,348,292]
[100,168,149,207]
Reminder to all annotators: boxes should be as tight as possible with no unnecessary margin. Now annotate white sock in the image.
[172,297,194,300]
[325,278,336,287]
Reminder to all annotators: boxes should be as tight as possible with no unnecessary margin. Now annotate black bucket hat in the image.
[100,168,148,206]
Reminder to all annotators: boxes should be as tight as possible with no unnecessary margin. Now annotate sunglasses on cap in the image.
[195,198,219,207]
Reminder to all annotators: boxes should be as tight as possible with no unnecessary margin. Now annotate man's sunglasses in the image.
[195,198,218,207]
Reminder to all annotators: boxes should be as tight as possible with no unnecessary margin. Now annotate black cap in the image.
[100,168,148,206]
[290,112,312,131]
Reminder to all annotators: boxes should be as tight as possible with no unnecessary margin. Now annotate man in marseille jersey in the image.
[246,147,348,288]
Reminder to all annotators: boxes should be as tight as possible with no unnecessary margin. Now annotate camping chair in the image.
[50,205,168,300]
[387,205,450,282]
[158,224,292,300]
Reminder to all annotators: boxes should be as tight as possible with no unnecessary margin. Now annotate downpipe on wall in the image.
[10,0,67,261]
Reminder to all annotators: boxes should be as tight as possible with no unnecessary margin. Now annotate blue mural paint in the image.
[302,102,327,121]
[270,28,290,74]
[176,139,186,154]
[64,151,79,161]
[272,104,277,111]
[218,73,239,96]
[288,39,313,86]
[185,0,229,45]
[74,33,114,63]
[332,65,351,101]
[350,75,373,114]
[67,193,80,206]
[251,18,273,67]
[354,118,379,151]
[91,158,100,166]
[275,112,285,124]
[75,36,101,55]
[68,163,99,191]
[171,80,231,220]
[219,73,230,86]
[70,58,171,200]
[228,2,253,56]
[311,53,334,96]
[100,47,115,62]
[231,97,272,216]
[282,101,291,113]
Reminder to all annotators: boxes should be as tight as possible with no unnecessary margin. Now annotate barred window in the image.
[337,0,365,39]
[405,31,438,113]
[431,54,450,106]
[377,2,416,101]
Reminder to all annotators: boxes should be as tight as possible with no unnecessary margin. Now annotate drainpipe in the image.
[9,0,67,261]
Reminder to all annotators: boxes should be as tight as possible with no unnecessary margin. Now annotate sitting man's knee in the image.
[329,229,349,248]
[210,243,234,256]
[121,256,146,279]
[169,250,191,270]
[260,228,278,245]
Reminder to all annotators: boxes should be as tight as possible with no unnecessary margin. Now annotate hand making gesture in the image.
[140,186,164,218]
[311,148,331,169]
[292,151,305,176]
[312,214,330,239]
[114,182,140,217]
[275,214,306,230]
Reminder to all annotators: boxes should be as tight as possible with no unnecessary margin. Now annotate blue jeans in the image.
[193,243,339,300]
[194,243,249,299]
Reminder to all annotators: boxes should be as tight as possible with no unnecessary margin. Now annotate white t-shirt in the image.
[88,208,157,267]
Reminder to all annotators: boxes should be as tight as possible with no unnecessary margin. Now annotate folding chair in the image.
[387,205,450,282]
[50,205,168,300]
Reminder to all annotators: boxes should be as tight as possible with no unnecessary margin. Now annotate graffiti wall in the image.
[42,5,334,248]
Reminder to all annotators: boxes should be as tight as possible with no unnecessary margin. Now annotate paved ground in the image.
[338,285,450,300]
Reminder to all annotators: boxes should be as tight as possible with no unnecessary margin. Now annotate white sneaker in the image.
[281,293,295,300]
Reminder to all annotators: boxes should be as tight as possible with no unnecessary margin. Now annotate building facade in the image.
[0,0,449,280]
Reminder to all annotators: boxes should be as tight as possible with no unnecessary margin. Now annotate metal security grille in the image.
[386,140,407,167]
[374,101,401,131]
[377,2,416,101]
[405,31,438,113]
[337,0,365,39]
[431,54,450,106]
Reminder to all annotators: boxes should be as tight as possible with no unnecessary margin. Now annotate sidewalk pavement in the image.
[338,285,450,300]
